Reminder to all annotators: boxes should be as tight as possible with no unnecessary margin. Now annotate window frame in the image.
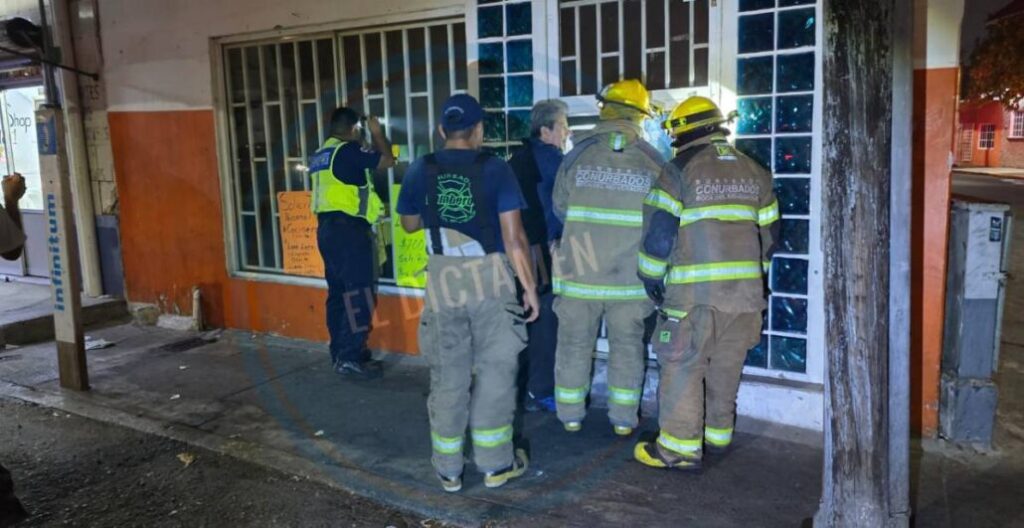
[1010,110,1024,139]
[541,0,720,117]
[210,6,465,297]
[978,123,996,150]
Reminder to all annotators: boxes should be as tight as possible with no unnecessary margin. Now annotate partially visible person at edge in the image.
[506,99,572,413]
[310,107,394,379]
[1,172,31,527]
[397,93,539,493]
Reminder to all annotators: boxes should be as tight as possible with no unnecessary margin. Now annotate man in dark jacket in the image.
[506,100,571,412]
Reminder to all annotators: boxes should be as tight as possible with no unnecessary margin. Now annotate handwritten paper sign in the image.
[278,191,324,278]
[390,184,428,288]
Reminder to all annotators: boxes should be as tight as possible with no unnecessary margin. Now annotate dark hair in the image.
[444,126,475,141]
[329,107,361,136]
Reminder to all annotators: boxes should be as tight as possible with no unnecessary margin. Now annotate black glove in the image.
[641,276,665,305]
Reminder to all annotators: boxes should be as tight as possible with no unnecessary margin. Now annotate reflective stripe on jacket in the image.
[310,137,384,222]
[640,134,779,313]
[552,119,665,301]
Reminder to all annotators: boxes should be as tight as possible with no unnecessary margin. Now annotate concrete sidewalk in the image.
[0,280,128,345]
[1,323,1021,527]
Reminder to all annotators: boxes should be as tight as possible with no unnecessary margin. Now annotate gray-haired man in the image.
[507,99,572,412]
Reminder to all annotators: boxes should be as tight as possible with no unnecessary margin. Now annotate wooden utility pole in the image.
[815,0,911,526]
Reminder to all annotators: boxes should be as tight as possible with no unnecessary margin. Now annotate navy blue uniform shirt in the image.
[396,149,527,252]
[330,141,382,185]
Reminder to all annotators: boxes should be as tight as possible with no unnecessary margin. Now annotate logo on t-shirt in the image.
[436,174,476,223]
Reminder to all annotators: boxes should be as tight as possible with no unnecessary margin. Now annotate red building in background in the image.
[957,102,1024,168]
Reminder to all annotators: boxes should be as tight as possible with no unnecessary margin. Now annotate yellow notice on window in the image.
[390,184,428,288]
[277,191,324,278]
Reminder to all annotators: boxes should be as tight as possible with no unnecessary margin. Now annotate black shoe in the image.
[335,360,383,379]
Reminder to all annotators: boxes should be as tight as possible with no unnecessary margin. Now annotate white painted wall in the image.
[97,0,461,112]
[913,0,967,69]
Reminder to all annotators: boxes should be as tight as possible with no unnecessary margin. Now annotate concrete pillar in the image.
[911,0,965,437]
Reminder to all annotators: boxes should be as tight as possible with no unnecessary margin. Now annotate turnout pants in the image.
[553,297,653,428]
[317,212,376,365]
[420,254,528,477]
[652,307,762,458]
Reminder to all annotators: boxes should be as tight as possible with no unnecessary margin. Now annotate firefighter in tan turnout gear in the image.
[551,80,665,436]
[633,96,779,470]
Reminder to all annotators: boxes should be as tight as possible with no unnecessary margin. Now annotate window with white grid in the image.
[476,0,535,158]
[558,0,710,96]
[222,21,468,278]
[979,123,996,150]
[1011,111,1024,139]
[734,0,817,375]
[958,127,974,162]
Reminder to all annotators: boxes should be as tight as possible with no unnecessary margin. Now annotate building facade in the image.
[957,102,1024,168]
[91,0,827,430]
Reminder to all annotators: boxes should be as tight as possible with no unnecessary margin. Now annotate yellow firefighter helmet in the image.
[663,96,735,136]
[596,79,655,116]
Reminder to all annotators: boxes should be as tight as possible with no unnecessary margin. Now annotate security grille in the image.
[558,0,711,96]
[223,21,468,277]
[959,127,974,162]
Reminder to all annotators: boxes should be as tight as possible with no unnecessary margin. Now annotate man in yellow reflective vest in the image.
[311,107,394,379]
[551,80,665,436]
[633,96,779,471]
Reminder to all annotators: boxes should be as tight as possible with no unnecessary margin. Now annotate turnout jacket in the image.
[639,133,779,315]
[552,119,665,301]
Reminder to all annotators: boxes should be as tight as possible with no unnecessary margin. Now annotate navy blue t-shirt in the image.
[330,141,382,185]
[396,149,527,252]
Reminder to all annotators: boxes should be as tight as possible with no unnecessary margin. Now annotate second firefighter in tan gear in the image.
[634,96,779,469]
[551,80,666,434]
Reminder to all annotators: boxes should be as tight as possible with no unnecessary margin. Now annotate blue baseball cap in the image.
[440,94,485,132]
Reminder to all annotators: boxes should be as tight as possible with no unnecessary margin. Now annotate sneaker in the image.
[613,425,634,436]
[524,394,557,413]
[334,360,383,379]
[633,441,702,471]
[438,473,462,493]
[564,421,582,432]
[484,449,529,489]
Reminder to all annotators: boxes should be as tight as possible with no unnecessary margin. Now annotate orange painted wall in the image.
[911,67,959,437]
[109,110,421,355]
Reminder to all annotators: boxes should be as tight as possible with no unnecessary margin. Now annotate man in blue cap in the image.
[397,94,539,492]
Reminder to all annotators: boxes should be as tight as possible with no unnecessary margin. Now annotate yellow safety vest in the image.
[309,137,383,222]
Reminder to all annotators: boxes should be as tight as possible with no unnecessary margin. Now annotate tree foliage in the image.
[964,17,1024,109]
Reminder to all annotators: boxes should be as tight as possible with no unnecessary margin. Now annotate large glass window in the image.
[477,0,535,158]
[0,86,45,211]
[558,0,711,96]
[223,21,468,279]
[735,0,816,375]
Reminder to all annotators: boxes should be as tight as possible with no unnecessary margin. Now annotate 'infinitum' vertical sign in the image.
[37,105,88,391]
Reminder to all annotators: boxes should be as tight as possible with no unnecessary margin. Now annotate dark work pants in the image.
[525,290,558,399]
[317,212,376,366]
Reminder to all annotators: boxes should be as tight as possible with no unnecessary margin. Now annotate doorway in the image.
[0,85,49,279]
